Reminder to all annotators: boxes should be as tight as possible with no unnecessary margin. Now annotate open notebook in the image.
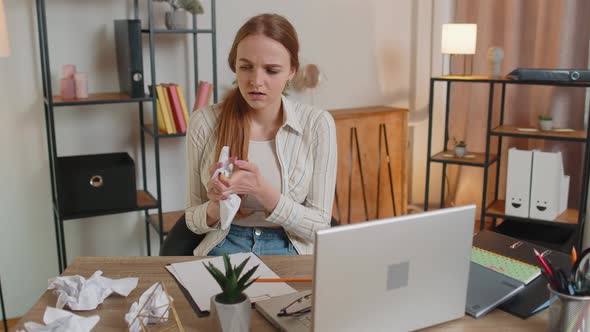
[471,246,541,284]
[166,253,296,312]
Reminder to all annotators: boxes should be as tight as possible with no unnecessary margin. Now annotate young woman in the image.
[185,13,337,256]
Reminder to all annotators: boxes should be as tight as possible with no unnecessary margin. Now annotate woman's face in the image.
[235,34,295,113]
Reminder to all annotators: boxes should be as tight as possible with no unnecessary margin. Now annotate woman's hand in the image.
[220,159,262,198]
[206,162,229,202]
[221,159,281,212]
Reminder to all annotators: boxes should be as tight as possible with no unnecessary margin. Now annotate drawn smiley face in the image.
[535,200,548,211]
[510,197,524,209]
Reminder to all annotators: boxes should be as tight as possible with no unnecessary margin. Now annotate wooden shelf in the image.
[433,75,590,87]
[62,190,158,220]
[143,124,186,138]
[148,210,184,234]
[49,93,153,107]
[491,125,586,141]
[431,150,498,167]
[141,28,213,34]
[485,200,578,227]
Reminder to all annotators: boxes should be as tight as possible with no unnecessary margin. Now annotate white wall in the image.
[0,0,449,317]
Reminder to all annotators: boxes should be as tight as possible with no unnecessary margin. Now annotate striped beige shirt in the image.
[185,96,338,255]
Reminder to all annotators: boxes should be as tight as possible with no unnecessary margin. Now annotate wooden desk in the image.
[15,256,547,331]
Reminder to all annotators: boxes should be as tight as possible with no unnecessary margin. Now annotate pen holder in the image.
[548,284,590,332]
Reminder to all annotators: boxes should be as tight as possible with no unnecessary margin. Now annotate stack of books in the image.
[152,81,213,135]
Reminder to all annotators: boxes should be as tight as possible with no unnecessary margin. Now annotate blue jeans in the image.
[208,224,298,256]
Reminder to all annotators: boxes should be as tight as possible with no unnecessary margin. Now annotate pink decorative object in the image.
[74,72,88,98]
[193,81,212,112]
[62,64,76,79]
[60,78,75,99]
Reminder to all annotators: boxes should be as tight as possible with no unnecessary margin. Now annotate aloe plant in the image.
[538,114,553,121]
[203,254,260,304]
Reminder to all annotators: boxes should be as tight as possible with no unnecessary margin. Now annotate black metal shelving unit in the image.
[36,0,218,273]
[424,75,590,253]
[136,0,218,256]
[1,277,7,331]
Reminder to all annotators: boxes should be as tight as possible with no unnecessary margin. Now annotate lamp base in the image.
[448,54,474,76]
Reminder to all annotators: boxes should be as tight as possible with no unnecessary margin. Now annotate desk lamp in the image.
[441,23,477,76]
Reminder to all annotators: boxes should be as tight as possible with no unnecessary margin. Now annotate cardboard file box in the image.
[57,152,136,216]
[505,148,533,218]
[529,151,569,221]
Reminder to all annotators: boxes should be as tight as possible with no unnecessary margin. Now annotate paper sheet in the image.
[48,270,138,311]
[17,307,99,332]
[125,282,172,332]
[166,253,296,311]
[212,146,241,230]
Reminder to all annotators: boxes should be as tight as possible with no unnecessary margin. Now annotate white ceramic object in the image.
[210,294,251,332]
[539,120,553,131]
[487,47,504,77]
[454,146,466,158]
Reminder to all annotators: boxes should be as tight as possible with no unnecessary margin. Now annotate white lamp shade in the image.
[0,0,9,57]
[441,24,477,55]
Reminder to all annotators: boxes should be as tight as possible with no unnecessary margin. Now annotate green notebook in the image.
[471,246,541,284]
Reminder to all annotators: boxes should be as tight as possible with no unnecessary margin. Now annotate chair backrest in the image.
[159,214,206,256]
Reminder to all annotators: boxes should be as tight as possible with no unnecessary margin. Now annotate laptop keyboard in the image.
[297,314,312,328]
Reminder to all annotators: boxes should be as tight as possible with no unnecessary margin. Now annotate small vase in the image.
[210,294,251,332]
[165,10,184,30]
[539,120,553,131]
[454,146,466,158]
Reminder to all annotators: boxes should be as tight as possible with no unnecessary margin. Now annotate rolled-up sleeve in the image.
[266,112,337,241]
[185,110,218,234]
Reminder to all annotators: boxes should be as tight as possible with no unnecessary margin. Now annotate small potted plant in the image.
[451,137,467,158]
[204,254,259,332]
[153,0,204,30]
[538,114,553,131]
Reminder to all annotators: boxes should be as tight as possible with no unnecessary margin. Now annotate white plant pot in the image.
[454,146,466,158]
[539,120,553,131]
[210,294,251,332]
[165,10,184,30]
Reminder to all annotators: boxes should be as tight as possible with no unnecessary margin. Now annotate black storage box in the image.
[495,219,575,253]
[57,152,137,216]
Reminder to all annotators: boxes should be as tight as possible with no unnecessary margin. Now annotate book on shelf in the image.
[148,85,166,133]
[165,84,187,133]
[155,85,176,134]
[173,84,190,125]
[193,80,213,112]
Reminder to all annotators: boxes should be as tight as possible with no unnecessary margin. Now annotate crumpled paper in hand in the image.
[48,270,138,311]
[212,146,241,230]
[125,282,173,332]
[17,307,99,332]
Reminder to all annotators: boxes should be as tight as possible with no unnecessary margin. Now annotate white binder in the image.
[529,151,569,220]
[505,148,533,218]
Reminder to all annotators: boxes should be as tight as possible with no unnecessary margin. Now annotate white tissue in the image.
[212,146,241,230]
[48,270,138,311]
[17,307,99,332]
[125,282,173,332]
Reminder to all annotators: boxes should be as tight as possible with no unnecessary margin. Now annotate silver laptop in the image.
[256,205,476,331]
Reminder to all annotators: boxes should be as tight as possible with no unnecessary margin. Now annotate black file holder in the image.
[473,230,571,318]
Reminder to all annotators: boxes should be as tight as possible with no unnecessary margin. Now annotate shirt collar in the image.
[281,95,303,135]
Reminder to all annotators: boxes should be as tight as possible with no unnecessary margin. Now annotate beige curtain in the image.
[447,0,590,218]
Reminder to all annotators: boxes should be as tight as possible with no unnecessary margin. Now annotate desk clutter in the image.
[467,230,571,319]
[16,272,183,332]
[17,307,99,332]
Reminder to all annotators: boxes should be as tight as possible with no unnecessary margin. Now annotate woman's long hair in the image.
[215,13,300,160]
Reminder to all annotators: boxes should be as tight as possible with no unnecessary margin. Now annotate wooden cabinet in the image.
[329,106,408,224]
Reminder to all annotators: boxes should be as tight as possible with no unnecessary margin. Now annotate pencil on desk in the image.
[254,278,312,283]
